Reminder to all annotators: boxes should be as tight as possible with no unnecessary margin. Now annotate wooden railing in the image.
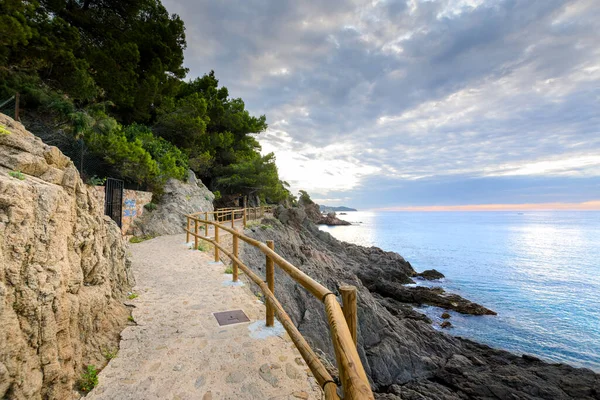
[184,208,374,399]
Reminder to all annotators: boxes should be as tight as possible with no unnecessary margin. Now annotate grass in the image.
[129,234,155,243]
[78,365,98,392]
[127,293,138,300]
[192,242,209,252]
[0,124,10,135]
[8,170,25,180]
[224,266,233,274]
[128,315,135,322]
[102,347,117,360]
[260,224,273,230]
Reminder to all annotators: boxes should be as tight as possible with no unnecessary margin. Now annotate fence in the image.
[0,94,19,121]
[184,207,373,399]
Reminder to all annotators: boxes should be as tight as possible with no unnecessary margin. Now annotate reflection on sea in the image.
[320,211,600,371]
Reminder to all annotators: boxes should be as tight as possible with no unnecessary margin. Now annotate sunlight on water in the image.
[320,211,600,371]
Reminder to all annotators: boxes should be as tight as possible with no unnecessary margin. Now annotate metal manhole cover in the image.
[213,310,250,326]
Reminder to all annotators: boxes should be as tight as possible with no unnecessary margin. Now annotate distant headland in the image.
[319,205,357,213]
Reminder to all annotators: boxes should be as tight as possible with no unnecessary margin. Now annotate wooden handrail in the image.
[184,213,374,399]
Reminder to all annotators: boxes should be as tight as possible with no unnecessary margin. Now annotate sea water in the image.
[319,211,600,371]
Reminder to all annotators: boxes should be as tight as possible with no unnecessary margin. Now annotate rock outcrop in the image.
[129,169,214,236]
[319,211,351,226]
[239,205,600,399]
[0,114,134,399]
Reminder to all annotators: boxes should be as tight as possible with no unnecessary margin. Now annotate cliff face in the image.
[0,114,134,399]
[129,169,214,236]
[240,206,600,399]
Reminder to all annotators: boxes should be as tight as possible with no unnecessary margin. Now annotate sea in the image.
[319,211,600,371]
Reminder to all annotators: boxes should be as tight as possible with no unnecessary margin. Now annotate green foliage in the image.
[1,1,289,205]
[213,190,222,201]
[193,242,209,252]
[87,175,106,186]
[144,202,158,211]
[129,234,154,243]
[9,170,25,180]
[79,365,98,392]
[128,315,135,322]
[216,152,290,203]
[260,224,273,230]
[224,266,233,274]
[0,124,10,135]
[127,293,139,300]
[102,348,118,360]
[298,190,314,205]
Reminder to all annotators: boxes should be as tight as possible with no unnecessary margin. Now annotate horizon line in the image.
[372,200,600,212]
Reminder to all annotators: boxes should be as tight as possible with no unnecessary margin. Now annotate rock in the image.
[240,203,600,399]
[225,371,246,383]
[129,169,214,236]
[319,211,351,226]
[202,391,212,400]
[286,363,301,379]
[292,391,309,399]
[440,321,452,329]
[0,113,133,399]
[441,312,451,319]
[258,363,279,387]
[417,269,445,280]
[194,376,205,388]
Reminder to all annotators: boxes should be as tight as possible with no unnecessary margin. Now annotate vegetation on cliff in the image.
[0,0,290,202]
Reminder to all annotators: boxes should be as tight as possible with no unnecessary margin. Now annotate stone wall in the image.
[90,186,153,235]
[0,114,134,399]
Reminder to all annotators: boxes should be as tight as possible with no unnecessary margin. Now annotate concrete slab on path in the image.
[87,234,323,400]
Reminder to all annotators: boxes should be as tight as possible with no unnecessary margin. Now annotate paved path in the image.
[87,234,323,400]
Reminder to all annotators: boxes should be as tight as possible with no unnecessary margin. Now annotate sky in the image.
[163,0,600,210]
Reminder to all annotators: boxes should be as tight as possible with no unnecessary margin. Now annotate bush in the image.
[79,365,98,392]
[144,202,157,211]
[9,170,25,180]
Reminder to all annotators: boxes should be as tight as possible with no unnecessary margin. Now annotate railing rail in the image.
[184,207,373,399]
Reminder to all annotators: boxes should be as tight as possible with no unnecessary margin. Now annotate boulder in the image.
[0,114,133,399]
[129,170,214,236]
[417,269,445,280]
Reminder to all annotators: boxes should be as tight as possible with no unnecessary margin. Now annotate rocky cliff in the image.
[0,114,134,399]
[129,169,214,237]
[240,206,600,399]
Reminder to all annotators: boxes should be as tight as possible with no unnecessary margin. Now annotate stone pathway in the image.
[87,234,323,400]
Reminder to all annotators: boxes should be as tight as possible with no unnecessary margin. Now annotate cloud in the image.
[164,0,600,207]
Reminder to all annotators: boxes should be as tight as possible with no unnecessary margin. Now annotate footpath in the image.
[87,234,323,400]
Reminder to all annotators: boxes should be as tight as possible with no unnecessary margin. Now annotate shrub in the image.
[224,266,233,274]
[9,170,25,180]
[87,175,106,186]
[143,202,157,211]
[127,293,138,300]
[129,235,154,243]
[79,365,98,392]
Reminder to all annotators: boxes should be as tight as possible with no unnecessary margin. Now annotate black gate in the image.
[104,178,124,228]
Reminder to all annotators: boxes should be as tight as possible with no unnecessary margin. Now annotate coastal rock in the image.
[129,169,214,236]
[0,114,133,399]
[239,204,600,398]
[319,211,351,226]
[440,321,452,329]
[441,312,451,319]
[417,269,445,280]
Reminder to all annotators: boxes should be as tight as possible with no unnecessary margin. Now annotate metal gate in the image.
[104,178,124,228]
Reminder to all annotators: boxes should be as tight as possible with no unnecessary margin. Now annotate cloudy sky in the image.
[163,0,599,210]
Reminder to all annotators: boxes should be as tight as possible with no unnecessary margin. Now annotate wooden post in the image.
[15,92,20,121]
[243,208,247,228]
[204,212,208,236]
[266,240,275,327]
[194,219,199,249]
[232,235,239,282]
[340,286,358,346]
[186,216,191,243]
[231,210,235,228]
[214,225,220,262]
[261,206,264,217]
